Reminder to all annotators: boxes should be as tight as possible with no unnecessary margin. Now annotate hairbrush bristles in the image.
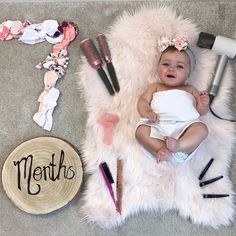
[96,33,111,63]
[80,38,103,70]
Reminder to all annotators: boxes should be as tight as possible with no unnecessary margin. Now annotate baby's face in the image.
[157,50,190,87]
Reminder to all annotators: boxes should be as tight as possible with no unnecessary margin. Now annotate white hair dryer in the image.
[197,32,236,104]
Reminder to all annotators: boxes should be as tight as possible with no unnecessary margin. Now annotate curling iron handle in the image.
[209,55,228,98]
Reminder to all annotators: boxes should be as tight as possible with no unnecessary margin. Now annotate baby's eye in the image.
[162,63,169,66]
[177,65,184,69]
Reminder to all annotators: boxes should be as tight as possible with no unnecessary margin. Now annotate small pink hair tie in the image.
[97,113,119,145]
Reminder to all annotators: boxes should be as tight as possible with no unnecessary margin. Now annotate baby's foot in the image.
[165,136,180,153]
[156,147,172,162]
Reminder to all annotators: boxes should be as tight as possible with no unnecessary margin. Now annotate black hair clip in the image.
[199,175,223,187]
[199,158,230,199]
[203,194,229,199]
[199,158,214,180]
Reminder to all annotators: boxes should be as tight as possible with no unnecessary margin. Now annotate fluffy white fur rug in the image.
[78,6,235,229]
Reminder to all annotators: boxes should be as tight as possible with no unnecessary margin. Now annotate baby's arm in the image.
[137,83,159,122]
[198,90,210,114]
[190,86,209,115]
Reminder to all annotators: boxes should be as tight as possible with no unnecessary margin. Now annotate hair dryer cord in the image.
[209,95,236,122]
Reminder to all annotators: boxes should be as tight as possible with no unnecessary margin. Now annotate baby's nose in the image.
[168,65,175,71]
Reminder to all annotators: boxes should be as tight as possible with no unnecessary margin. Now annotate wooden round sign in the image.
[2,136,83,214]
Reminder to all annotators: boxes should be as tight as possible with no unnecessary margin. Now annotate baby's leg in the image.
[166,122,208,154]
[136,125,171,161]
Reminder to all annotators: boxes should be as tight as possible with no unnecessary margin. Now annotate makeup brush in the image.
[80,38,115,95]
[96,33,120,92]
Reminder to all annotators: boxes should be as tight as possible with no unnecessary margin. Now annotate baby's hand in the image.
[146,111,159,122]
[199,90,209,106]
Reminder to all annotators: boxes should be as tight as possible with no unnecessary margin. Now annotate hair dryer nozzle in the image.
[197,32,216,49]
[80,38,103,70]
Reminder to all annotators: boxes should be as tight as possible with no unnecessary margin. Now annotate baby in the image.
[135,36,209,164]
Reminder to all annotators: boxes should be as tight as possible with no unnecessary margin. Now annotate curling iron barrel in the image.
[197,32,236,104]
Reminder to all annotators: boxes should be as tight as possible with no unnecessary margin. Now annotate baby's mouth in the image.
[166,74,175,79]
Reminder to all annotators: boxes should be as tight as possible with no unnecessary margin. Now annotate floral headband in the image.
[157,35,196,72]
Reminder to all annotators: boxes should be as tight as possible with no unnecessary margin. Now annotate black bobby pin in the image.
[199,175,223,187]
[199,158,214,180]
[203,194,230,199]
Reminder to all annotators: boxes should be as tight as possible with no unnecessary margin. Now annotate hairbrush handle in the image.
[96,34,120,92]
[107,63,120,92]
[97,68,115,95]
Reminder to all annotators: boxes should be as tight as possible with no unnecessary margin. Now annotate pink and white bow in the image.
[157,35,189,52]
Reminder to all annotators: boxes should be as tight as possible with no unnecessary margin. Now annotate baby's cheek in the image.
[157,67,165,78]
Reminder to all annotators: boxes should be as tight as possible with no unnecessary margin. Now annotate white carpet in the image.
[78,5,235,229]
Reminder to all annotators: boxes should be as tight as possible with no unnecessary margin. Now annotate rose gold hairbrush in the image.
[96,33,120,92]
[80,38,115,95]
